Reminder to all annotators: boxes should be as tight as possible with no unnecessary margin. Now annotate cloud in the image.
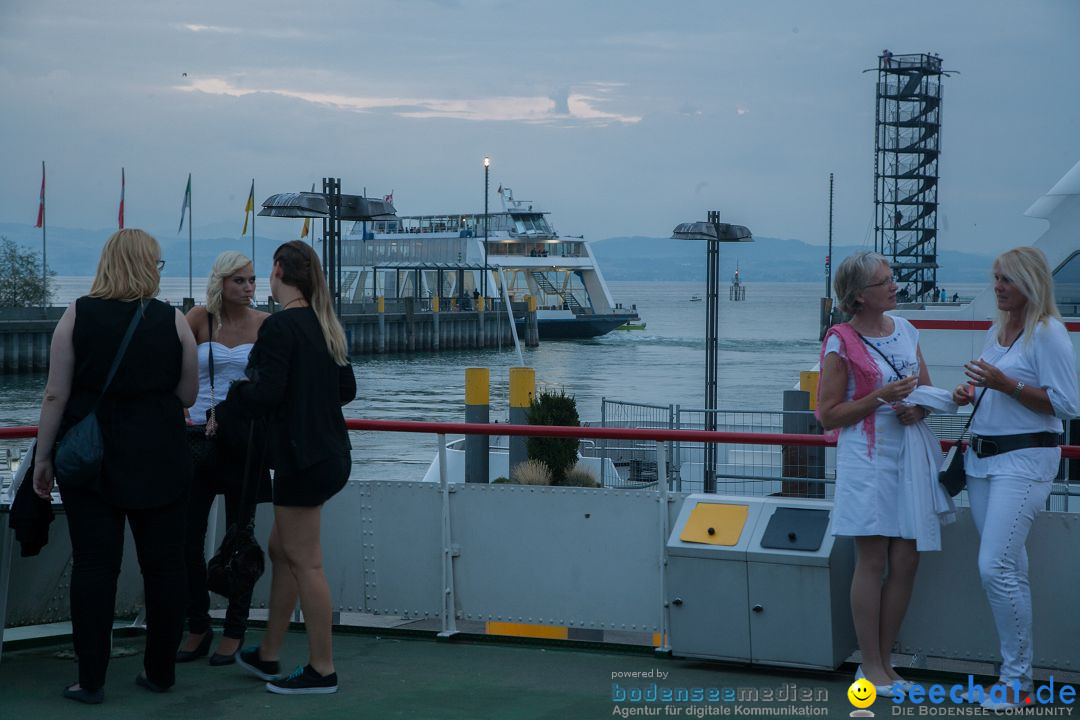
[180,77,641,124]
[176,22,308,39]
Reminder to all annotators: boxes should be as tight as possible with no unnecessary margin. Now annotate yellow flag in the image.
[241,179,254,235]
[299,183,314,239]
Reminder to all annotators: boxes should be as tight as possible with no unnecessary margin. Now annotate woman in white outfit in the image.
[817,251,932,696]
[952,247,1078,708]
[178,252,268,665]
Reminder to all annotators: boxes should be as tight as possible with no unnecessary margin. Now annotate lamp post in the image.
[671,213,752,493]
[483,156,490,299]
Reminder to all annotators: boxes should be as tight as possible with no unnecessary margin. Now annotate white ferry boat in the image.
[895,158,1080,390]
[339,187,640,339]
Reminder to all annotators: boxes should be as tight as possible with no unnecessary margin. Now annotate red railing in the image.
[3,420,1079,458]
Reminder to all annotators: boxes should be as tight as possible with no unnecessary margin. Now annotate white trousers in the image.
[966,473,1052,692]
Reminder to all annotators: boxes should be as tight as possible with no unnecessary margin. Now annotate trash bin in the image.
[666,495,855,669]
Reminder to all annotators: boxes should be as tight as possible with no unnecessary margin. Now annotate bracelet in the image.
[1011,381,1025,399]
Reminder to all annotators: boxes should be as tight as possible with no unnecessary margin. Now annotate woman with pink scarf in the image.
[817,251,931,697]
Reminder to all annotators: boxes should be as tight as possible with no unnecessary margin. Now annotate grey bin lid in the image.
[759,507,830,551]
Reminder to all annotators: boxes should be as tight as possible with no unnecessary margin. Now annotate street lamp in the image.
[483,156,490,299]
[671,212,752,493]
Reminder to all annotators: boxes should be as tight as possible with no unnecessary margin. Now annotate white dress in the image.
[826,317,920,538]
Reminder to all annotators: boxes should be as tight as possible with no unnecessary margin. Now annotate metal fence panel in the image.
[450,484,663,632]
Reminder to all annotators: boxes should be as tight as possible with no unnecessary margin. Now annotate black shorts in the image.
[272,454,351,507]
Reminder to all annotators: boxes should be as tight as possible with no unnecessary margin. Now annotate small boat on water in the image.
[339,187,640,339]
[689,295,702,302]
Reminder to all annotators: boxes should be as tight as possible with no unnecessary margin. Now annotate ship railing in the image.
[3,421,1078,508]
[589,400,1080,509]
[337,298,530,315]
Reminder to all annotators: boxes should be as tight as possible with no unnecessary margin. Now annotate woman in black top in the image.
[33,229,198,703]
[233,241,356,695]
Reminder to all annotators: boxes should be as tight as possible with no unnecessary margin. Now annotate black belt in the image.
[970,432,1062,458]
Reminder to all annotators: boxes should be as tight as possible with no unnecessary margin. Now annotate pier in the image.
[0,298,540,372]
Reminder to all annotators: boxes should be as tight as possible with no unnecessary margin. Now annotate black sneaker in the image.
[236,646,282,681]
[266,665,338,695]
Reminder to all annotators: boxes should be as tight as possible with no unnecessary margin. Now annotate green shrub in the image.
[511,459,552,485]
[526,390,580,485]
[492,477,512,484]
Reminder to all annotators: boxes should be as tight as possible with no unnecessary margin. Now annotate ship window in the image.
[1053,251,1080,317]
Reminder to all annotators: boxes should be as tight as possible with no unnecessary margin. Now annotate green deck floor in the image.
[1,629,1075,719]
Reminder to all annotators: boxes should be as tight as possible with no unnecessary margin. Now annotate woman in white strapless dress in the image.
[177,252,268,665]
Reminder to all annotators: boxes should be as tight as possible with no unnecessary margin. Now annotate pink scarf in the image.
[816,323,882,456]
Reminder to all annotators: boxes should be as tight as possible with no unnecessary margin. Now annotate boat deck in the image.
[4,623,1079,719]
[0,626,912,719]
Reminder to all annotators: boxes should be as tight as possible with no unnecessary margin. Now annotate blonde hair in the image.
[273,241,348,365]
[834,251,889,315]
[206,251,254,317]
[993,246,1060,345]
[88,229,161,301]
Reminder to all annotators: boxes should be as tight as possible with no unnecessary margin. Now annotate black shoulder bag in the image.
[54,300,145,489]
[938,330,1024,496]
[206,421,267,599]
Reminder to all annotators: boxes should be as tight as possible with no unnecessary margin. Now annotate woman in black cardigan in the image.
[232,241,356,695]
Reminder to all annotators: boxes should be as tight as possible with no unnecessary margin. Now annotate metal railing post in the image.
[655,439,670,654]
[437,433,458,637]
[600,397,607,487]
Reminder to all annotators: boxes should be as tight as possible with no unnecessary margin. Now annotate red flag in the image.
[34,162,45,228]
[118,167,125,229]
[383,190,394,204]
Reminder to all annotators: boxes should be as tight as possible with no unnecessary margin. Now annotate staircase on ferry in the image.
[530,271,587,314]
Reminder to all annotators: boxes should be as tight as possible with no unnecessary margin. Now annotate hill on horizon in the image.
[589,235,995,284]
[0,222,994,285]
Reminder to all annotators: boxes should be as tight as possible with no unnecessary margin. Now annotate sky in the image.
[1,0,1078,256]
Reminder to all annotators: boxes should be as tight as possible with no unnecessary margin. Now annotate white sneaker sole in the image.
[265,683,338,695]
[236,654,282,682]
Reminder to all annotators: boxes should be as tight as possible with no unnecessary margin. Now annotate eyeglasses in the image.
[157,260,166,270]
[863,277,893,289]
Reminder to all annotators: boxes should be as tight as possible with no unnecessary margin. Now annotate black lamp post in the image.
[483,156,490,299]
[672,213,752,493]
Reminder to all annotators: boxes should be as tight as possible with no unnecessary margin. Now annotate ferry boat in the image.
[339,187,640,339]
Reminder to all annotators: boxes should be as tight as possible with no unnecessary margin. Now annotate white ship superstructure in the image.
[340,188,639,338]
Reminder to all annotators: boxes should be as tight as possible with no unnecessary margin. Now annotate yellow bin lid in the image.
[680,503,749,546]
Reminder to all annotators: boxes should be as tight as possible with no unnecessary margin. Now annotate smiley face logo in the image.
[848,678,877,708]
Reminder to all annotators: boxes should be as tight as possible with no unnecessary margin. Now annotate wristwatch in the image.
[1011,381,1025,399]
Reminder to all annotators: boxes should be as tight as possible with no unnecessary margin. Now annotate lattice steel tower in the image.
[873,51,946,301]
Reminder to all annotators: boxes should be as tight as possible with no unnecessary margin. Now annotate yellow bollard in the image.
[465,368,490,483]
[508,367,536,477]
[799,370,820,410]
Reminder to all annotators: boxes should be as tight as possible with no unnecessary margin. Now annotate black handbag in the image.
[54,301,144,489]
[206,422,266,599]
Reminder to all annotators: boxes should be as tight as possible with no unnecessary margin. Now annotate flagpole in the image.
[188,175,194,300]
[41,161,46,311]
[250,178,255,269]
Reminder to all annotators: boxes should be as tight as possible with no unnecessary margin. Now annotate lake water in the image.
[0,279,987,480]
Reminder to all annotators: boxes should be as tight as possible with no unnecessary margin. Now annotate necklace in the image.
[282,297,306,310]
